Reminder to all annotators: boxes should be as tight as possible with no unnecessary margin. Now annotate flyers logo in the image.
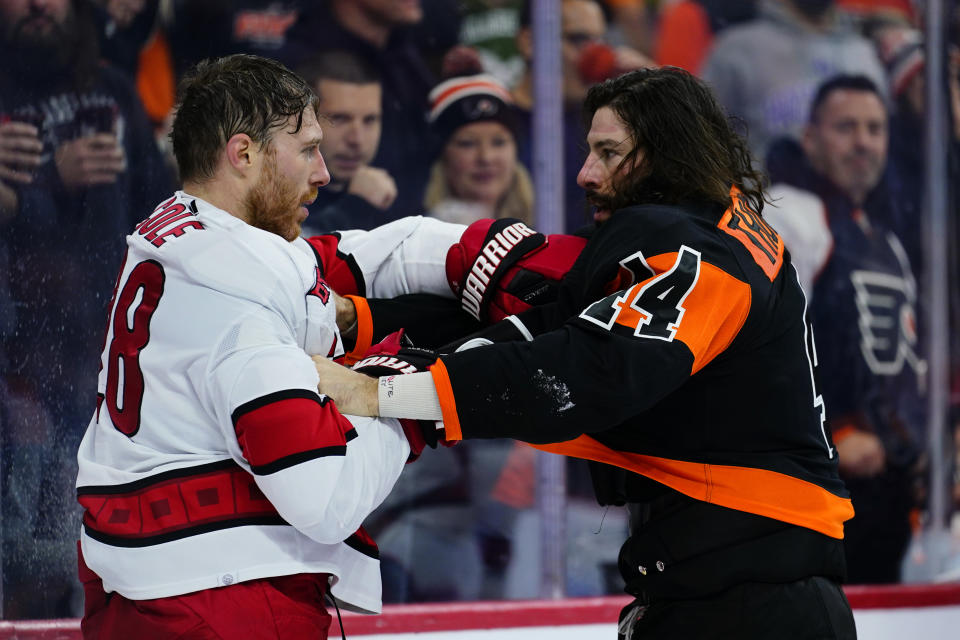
[850,270,925,377]
[851,232,926,379]
[581,246,701,340]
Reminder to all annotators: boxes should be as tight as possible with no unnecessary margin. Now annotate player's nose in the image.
[313,152,331,187]
[577,154,602,190]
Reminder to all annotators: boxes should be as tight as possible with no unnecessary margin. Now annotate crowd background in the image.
[1,0,959,620]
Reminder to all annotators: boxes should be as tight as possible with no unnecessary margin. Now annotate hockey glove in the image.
[351,330,441,462]
[445,218,587,323]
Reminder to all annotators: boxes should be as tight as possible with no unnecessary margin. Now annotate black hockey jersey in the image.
[429,190,854,598]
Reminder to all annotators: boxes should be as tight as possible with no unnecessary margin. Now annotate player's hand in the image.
[347,166,397,211]
[446,218,586,322]
[55,133,126,190]
[0,120,43,185]
[350,331,441,462]
[313,355,379,416]
[836,431,886,478]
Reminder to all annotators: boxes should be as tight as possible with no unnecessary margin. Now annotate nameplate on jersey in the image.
[136,196,205,247]
[718,196,783,281]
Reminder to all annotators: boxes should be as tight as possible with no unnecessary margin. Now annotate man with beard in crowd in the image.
[314,67,858,639]
[0,0,171,618]
[764,75,926,584]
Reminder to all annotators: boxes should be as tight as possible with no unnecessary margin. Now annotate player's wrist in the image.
[378,372,442,420]
[334,293,358,339]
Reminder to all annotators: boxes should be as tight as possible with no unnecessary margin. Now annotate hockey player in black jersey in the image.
[315,67,858,640]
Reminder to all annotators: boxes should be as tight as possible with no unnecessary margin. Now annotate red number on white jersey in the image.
[104,260,165,436]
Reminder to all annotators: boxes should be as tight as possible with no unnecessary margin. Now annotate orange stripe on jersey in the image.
[530,436,854,539]
[719,187,784,281]
[610,253,751,374]
[343,295,373,365]
[639,253,751,374]
[430,359,463,441]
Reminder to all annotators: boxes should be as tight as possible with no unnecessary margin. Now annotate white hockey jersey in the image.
[76,192,463,613]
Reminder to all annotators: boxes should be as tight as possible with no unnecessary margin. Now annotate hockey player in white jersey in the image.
[75,54,462,639]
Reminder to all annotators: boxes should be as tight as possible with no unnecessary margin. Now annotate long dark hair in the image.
[171,54,318,183]
[583,67,768,215]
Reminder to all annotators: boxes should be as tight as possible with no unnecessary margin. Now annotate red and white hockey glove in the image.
[351,330,442,462]
[445,218,587,323]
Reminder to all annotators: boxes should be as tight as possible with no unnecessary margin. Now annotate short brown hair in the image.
[171,54,318,183]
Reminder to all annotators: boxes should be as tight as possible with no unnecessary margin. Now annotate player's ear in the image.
[225,133,255,173]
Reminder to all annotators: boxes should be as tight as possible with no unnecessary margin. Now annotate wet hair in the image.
[583,66,768,215]
[808,74,885,124]
[171,54,318,183]
[295,49,382,97]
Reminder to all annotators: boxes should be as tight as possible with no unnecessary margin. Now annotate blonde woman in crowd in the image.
[424,74,534,225]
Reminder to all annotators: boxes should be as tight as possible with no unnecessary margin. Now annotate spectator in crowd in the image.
[296,50,397,233]
[878,34,960,544]
[0,0,172,617]
[764,75,925,584]
[91,0,161,78]
[877,28,960,273]
[653,0,757,74]
[166,0,304,76]
[456,0,526,87]
[91,0,177,138]
[702,0,886,161]
[288,0,436,225]
[424,74,533,226]
[512,0,653,232]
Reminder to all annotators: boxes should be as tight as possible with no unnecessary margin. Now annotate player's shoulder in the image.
[129,192,315,304]
[601,202,731,260]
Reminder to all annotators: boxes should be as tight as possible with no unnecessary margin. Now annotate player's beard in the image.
[245,150,312,242]
[585,189,617,212]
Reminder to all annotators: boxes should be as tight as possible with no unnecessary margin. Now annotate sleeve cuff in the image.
[377,372,442,420]
[429,359,463,441]
[343,295,373,365]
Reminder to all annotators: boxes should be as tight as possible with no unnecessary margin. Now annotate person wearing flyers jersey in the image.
[75,54,469,640]
[314,68,858,639]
